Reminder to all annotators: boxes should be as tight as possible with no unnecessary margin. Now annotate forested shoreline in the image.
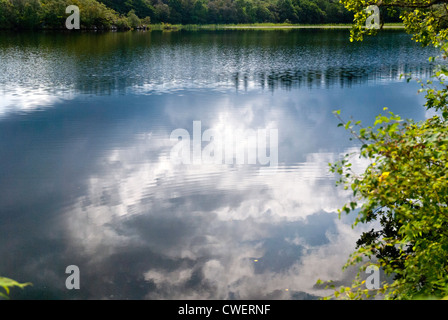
[0,0,401,30]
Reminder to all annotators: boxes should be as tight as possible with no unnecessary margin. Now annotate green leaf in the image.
[0,277,32,299]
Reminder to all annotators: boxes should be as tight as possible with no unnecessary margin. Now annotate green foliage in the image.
[321,1,448,297]
[141,16,151,25]
[0,0,143,30]
[99,0,359,24]
[72,0,119,28]
[0,0,407,27]
[339,0,448,45]
[100,0,155,19]
[277,0,299,23]
[113,15,131,29]
[40,0,71,29]
[0,0,13,28]
[127,9,141,28]
[0,0,42,29]
[0,277,32,300]
[329,107,448,299]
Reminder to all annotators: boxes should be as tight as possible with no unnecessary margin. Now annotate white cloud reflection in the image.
[0,83,397,299]
[0,85,73,118]
[61,108,369,298]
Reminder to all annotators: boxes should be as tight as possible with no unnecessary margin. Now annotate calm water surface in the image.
[0,30,435,299]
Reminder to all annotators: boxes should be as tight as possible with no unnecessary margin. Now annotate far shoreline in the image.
[151,23,405,31]
[0,23,406,32]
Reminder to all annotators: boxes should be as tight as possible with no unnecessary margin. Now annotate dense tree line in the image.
[0,0,402,29]
[0,0,136,29]
[100,0,403,24]
[102,0,355,24]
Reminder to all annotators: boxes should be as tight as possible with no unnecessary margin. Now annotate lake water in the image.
[0,29,436,299]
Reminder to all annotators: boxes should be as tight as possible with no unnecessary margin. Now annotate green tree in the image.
[319,0,353,24]
[127,9,141,28]
[141,15,151,25]
[98,0,129,14]
[125,0,155,19]
[7,0,42,29]
[154,1,170,22]
[296,0,326,23]
[75,0,119,28]
[0,0,13,28]
[320,0,448,300]
[40,0,72,29]
[277,0,299,22]
[191,0,208,24]
[341,0,448,45]
[40,0,124,29]
[253,0,276,22]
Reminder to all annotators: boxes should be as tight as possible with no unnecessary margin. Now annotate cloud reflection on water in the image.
[57,90,381,299]
[0,30,435,299]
